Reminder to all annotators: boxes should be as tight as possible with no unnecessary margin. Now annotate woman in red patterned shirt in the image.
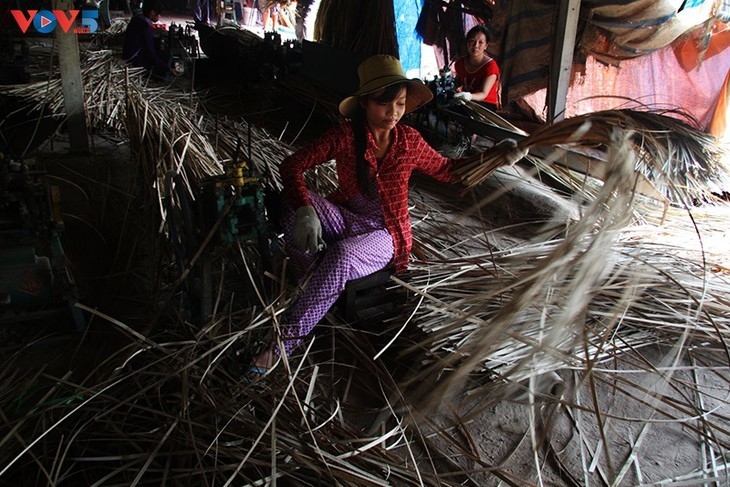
[250,54,524,374]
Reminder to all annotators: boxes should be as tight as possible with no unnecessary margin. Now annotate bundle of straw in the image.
[455,108,730,204]
[0,49,191,135]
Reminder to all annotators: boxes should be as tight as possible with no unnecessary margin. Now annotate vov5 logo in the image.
[10,9,98,34]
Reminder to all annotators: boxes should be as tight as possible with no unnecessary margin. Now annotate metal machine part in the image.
[163,138,274,325]
[419,67,528,148]
[425,66,457,106]
[207,162,268,246]
[0,155,85,329]
[195,23,301,82]
[155,22,200,76]
[259,30,302,81]
[0,27,30,85]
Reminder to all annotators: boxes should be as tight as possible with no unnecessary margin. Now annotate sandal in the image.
[248,366,268,376]
[244,347,281,381]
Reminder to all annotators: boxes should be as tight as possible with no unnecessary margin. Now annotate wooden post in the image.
[548,0,580,123]
[54,0,90,154]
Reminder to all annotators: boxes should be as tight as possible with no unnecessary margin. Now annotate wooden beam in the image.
[54,0,89,154]
[548,0,580,123]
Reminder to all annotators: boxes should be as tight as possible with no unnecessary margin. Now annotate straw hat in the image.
[338,54,433,118]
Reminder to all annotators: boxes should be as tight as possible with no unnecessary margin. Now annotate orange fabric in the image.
[708,68,729,139]
[675,22,730,71]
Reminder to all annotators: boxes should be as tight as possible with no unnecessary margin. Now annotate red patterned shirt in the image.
[280,122,458,273]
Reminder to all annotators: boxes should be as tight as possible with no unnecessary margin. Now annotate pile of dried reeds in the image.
[455,107,730,205]
[386,128,730,484]
[2,42,729,486]
[0,49,289,209]
[88,17,131,49]
[0,49,192,138]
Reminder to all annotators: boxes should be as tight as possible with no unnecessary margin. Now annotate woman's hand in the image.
[292,206,324,253]
[496,138,529,166]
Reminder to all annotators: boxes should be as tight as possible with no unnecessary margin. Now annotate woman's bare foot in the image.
[248,347,276,377]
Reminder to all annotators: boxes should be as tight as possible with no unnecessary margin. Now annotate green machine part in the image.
[214,162,268,244]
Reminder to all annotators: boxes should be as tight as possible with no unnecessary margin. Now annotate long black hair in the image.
[352,82,408,198]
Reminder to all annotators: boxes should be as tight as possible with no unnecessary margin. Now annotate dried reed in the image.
[455,108,730,205]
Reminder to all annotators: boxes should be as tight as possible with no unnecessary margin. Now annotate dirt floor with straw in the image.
[35,91,730,486]
[2,31,729,485]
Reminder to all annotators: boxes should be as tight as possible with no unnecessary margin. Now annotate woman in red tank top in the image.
[452,24,500,111]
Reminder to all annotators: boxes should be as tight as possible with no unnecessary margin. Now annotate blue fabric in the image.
[681,0,705,9]
[394,0,422,75]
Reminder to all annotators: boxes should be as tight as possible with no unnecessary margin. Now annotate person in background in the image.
[193,0,211,25]
[250,54,527,375]
[452,24,500,111]
[261,1,279,31]
[122,0,177,78]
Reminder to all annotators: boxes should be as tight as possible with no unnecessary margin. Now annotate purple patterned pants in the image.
[277,191,394,356]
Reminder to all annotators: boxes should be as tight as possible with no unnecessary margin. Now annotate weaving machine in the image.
[0,154,85,329]
[155,21,200,76]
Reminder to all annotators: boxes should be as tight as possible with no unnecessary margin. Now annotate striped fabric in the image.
[500,1,556,106]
